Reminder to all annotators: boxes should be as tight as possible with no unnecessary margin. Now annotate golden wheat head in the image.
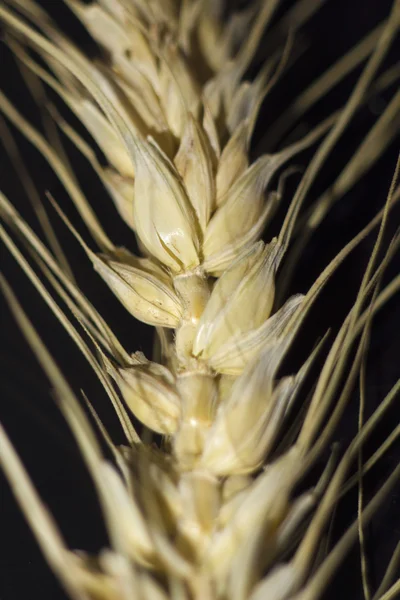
[0,1,399,599]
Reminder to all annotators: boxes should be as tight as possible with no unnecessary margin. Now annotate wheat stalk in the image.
[0,1,399,599]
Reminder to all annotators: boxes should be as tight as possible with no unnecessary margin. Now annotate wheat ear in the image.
[1,1,399,599]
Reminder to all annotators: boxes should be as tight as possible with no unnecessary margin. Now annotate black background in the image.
[1,1,399,599]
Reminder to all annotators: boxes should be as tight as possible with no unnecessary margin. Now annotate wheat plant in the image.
[0,1,399,599]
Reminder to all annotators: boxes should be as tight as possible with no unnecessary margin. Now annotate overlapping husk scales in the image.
[1,1,400,600]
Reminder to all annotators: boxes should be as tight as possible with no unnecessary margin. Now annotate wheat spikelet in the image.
[0,1,399,599]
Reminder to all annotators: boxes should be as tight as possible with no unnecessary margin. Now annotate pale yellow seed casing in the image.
[113,363,181,435]
[216,120,249,203]
[203,155,272,260]
[92,254,183,328]
[132,137,200,273]
[203,375,298,476]
[178,470,221,554]
[174,115,215,233]
[159,43,200,138]
[208,294,304,375]
[193,240,280,359]
[199,346,274,476]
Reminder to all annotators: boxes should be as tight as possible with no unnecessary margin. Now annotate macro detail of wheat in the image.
[0,1,399,599]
